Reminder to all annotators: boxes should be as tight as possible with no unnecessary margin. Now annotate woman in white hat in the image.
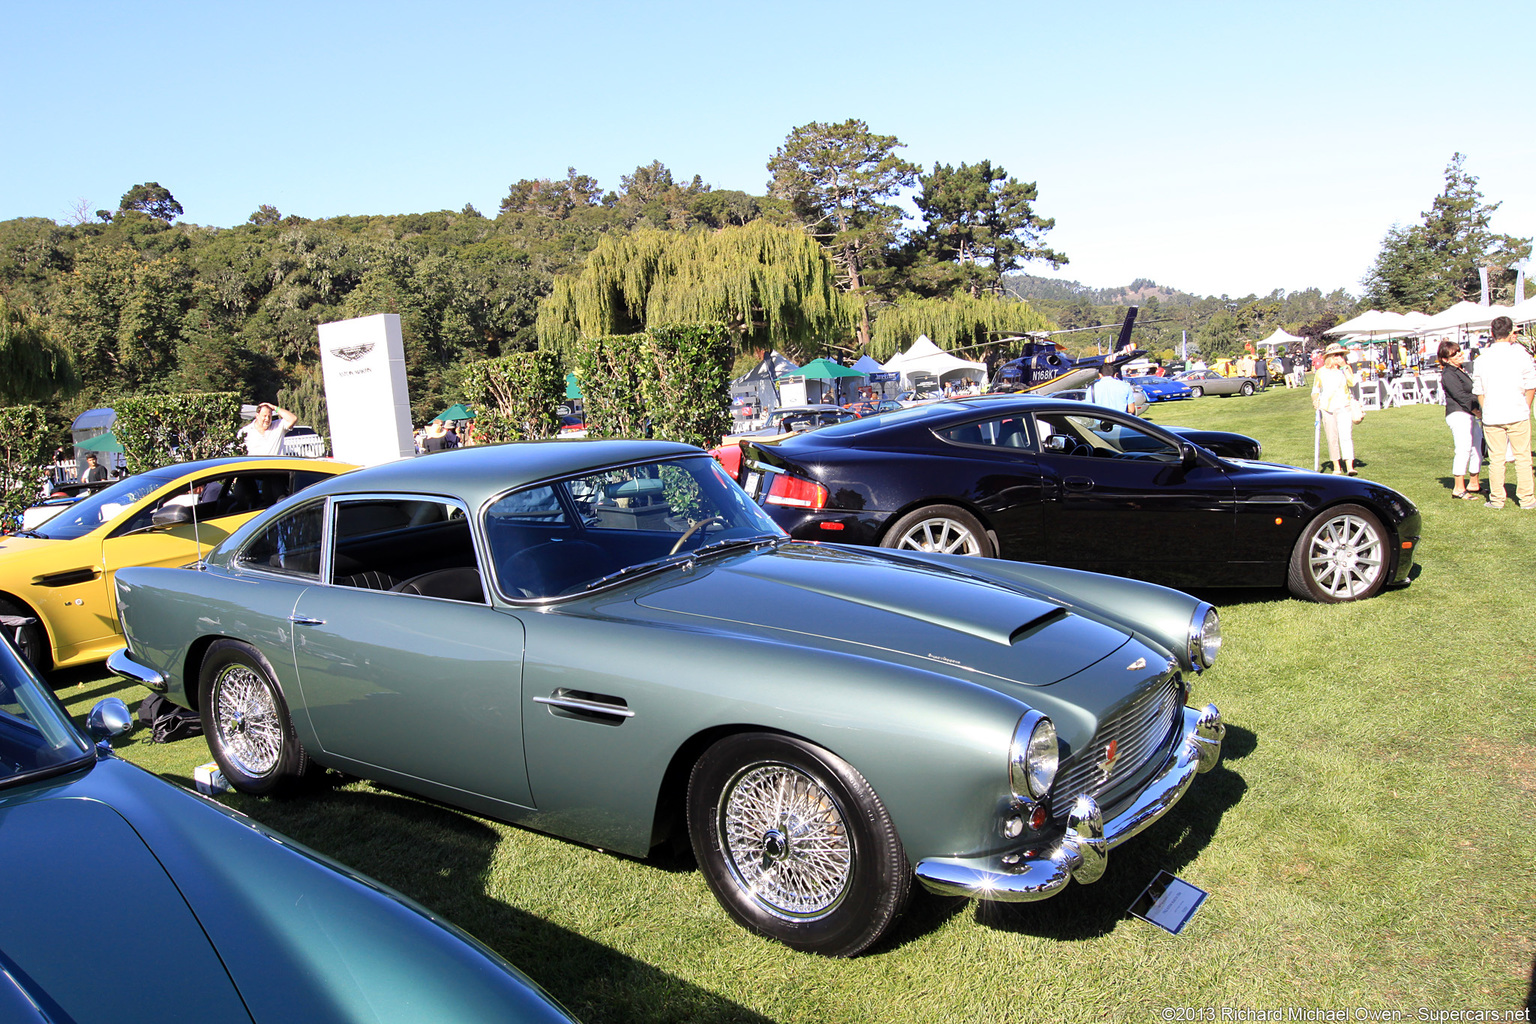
[1312,342,1360,475]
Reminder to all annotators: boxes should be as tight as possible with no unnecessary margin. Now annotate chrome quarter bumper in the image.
[106,647,167,693]
[915,703,1225,902]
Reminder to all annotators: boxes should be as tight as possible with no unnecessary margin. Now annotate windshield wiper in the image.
[6,529,46,539]
[582,554,694,591]
[692,533,786,559]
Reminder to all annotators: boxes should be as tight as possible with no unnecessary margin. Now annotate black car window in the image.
[328,498,484,603]
[936,415,1034,450]
[235,500,325,578]
[1035,412,1180,462]
[112,471,301,535]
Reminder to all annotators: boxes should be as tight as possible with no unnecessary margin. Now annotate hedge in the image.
[0,406,50,531]
[459,351,564,444]
[113,392,243,473]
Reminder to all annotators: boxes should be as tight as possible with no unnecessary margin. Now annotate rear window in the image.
[806,402,972,440]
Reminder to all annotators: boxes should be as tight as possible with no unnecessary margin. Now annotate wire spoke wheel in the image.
[688,733,910,956]
[198,639,310,794]
[720,763,852,920]
[212,663,283,778]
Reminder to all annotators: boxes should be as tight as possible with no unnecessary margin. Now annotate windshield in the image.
[32,466,186,540]
[0,637,94,787]
[484,455,782,599]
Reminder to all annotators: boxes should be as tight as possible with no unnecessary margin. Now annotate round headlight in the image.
[1009,711,1058,800]
[1189,602,1221,669]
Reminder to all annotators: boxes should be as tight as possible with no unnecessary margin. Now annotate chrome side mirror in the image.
[86,697,133,743]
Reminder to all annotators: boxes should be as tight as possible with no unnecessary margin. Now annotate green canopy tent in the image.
[777,358,863,405]
[434,403,476,422]
[76,431,124,454]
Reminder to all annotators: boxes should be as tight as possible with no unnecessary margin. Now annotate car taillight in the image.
[765,474,828,509]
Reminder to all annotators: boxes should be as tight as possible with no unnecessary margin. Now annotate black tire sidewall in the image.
[687,733,910,957]
[0,597,49,674]
[1287,503,1388,603]
[1241,382,1255,396]
[1191,387,1203,398]
[198,639,307,794]
[879,504,994,558]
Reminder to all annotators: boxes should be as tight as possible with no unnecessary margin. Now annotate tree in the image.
[499,168,602,220]
[0,297,77,403]
[868,294,1052,361]
[767,120,919,348]
[118,182,183,222]
[537,222,858,362]
[248,204,282,226]
[1363,153,1531,310]
[907,160,1067,296]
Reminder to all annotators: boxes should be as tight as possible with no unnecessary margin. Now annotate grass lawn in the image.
[50,382,1536,1023]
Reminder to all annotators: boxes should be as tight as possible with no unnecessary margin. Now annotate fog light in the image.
[1002,815,1024,839]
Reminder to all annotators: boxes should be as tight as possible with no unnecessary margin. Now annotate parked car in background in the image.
[1178,369,1260,398]
[110,440,1227,956]
[0,456,354,672]
[740,395,1419,603]
[713,404,858,477]
[1125,375,1194,402]
[0,631,578,1024]
[843,398,904,417]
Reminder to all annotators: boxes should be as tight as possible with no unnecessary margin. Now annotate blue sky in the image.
[6,0,1532,300]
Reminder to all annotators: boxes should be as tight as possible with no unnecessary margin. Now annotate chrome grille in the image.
[1051,672,1182,822]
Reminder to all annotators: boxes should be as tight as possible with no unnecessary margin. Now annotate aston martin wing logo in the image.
[329,343,375,362]
[1126,656,1146,671]
[1096,738,1120,780]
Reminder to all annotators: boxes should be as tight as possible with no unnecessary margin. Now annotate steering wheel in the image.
[669,516,724,555]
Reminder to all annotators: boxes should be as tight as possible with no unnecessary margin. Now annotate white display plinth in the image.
[317,314,416,466]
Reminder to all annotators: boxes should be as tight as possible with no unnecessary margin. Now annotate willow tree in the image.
[869,293,1054,361]
[0,297,77,403]
[536,221,858,362]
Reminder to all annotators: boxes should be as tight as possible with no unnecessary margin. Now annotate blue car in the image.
[1125,375,1194,402]
[0,628,578,1024]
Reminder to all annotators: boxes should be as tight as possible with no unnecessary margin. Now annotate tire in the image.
[0,597,49,674]
[1287,504,1388,603]
[1240,381,1255,396]
[879,505,993,557]
[687,733,911,957]
[1189,386,1204,398]
[198,639,311,795]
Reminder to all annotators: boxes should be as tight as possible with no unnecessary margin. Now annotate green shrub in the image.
[113,392,242,473]
[571,333,649,439]
[459,351,564,443]
[0,406,50,531]
[637,322,733,450]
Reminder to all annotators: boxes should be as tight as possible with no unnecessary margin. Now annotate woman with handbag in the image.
[1437,340,1482,499]
[1312,342,1360,476]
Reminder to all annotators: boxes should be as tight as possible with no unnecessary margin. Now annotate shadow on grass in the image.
[969,724,1254,944]
[213,784,775,1024]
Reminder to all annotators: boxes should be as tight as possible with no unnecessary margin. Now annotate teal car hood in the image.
[0,758,574,1024]
[636,544,1131,686]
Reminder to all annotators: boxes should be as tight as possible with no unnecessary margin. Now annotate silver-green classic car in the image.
[109,440,1227,957]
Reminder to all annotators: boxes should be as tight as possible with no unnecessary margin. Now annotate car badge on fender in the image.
[1126,656,1146,671]
[1097,738,1120,779]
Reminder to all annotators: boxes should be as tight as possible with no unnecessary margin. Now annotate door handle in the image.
[1064,477,1093,492]
[288,615,326,625]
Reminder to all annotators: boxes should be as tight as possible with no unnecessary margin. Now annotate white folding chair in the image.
[1358,381,1384,411]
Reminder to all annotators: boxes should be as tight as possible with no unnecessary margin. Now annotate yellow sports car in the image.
[0,456,354,671]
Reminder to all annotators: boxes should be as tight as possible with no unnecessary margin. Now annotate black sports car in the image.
[739,396,1420,602]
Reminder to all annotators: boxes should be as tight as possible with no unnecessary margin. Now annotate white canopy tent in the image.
[1256,328,1305,348]
[882,335,988,387]
[1325,310,1420,339]
[1507,296,1536,325]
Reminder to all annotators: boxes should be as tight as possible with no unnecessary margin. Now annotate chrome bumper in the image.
[915,703,1225,902]
[105,647,167,693]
